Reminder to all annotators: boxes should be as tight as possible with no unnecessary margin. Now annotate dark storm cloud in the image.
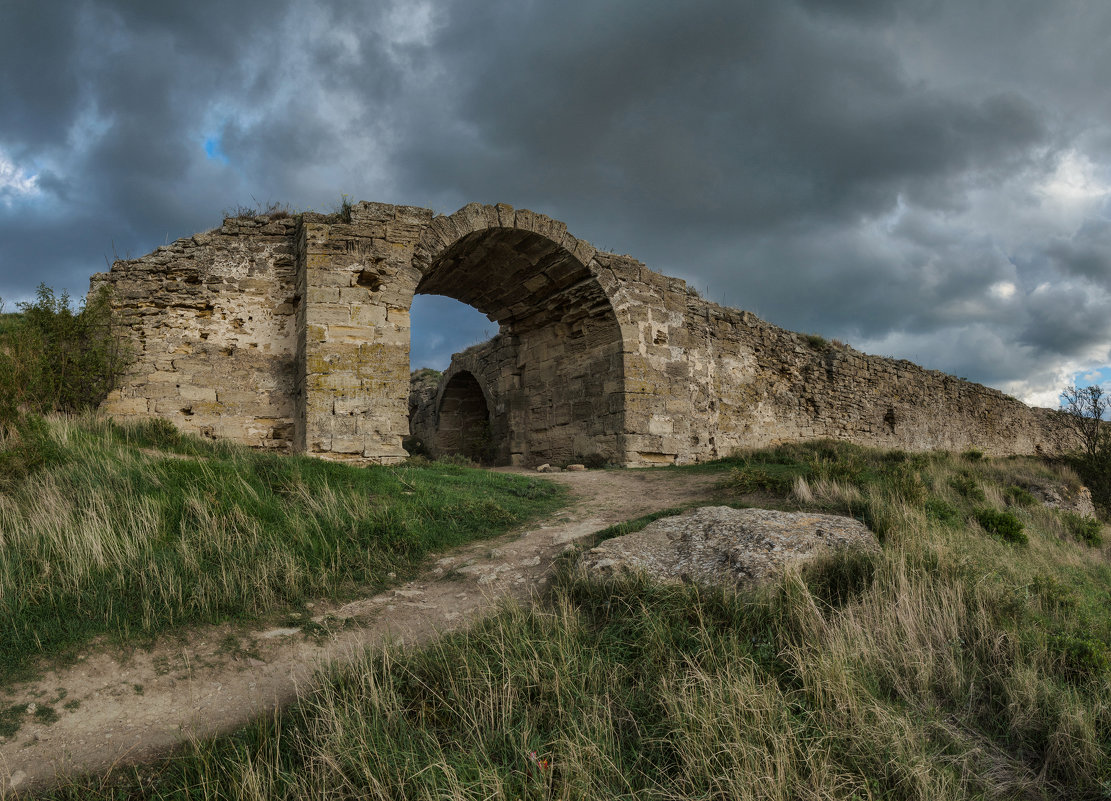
[1,0,1109,402]
[1046,218,1111,281]
[394,0,1049,232]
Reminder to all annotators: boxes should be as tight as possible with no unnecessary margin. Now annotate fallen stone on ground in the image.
[582,506,878,587]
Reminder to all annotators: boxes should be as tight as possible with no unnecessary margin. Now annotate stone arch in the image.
[433,370,494,462]
[411,203,627,465]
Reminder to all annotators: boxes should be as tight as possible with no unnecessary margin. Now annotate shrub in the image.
[1048,632,1110,683]
[1063,511,1103,547]
[974,507,1027,544]
[402,434,431,458]
[0,284,127,426]
[925,498,961,526]
[949,472,986,502]
[1003,485,1037,507]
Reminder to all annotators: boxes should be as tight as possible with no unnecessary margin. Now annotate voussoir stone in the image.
[582,506,878,587]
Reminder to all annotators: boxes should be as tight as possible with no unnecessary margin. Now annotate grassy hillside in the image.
[0,414,564,681]
[45,442,1111,800]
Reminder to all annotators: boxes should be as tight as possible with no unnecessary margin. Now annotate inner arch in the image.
[415,226,624,466]
[434,371,492,462]
[417,228,611,331]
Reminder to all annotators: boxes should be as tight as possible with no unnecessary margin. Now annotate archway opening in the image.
[415,224,625,466]
[409,294,495,372]
[434,371,493,463]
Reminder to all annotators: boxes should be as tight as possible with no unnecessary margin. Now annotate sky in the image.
[2,0,1110,408]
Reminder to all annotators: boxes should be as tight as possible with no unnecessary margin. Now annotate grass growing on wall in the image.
[49,442,1111,800]
[0,414,565,681]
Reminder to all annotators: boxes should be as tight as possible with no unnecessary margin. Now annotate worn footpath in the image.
[0,468,716,794]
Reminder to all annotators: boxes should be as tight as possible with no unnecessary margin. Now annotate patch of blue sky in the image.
[203,135,229,164]
[1072,365,1111,390]
[409,294,495,370]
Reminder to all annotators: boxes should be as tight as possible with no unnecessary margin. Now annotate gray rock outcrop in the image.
[1028,482,1096,517]
[582,506,878,587]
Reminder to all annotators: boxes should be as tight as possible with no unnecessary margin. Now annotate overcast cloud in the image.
[2,0,1110,407]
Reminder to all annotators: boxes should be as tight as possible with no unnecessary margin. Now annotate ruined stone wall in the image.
[96,216,300,448]
[98,199,1078,468]
[598,255,1076,462]
[696,302,1076,458]
[298,203,430,463]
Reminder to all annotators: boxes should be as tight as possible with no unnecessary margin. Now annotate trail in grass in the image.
[0,467,717,794]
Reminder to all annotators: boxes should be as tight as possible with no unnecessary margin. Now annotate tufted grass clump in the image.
[0,414,565,681]
[50,441,1111,801]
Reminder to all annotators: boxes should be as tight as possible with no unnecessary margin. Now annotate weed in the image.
[925,498,961,526]
[0,704,24,738]
[33,704,60,724]
[1048,632,1110,683]
[222,199,294,221]
[328,194,353,223]
[950,472,986,502]
[62,699,80,712]
[802,548,876,609]
[803,333,829,350]
[728,464,800,494]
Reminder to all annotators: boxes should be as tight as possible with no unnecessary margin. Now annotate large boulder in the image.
[582,506,878,587]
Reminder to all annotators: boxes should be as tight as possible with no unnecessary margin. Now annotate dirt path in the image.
[0,468,718,794]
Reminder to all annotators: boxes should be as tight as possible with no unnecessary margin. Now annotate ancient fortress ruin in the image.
[93,201,1076,466]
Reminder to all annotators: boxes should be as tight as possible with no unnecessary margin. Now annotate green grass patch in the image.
[589,506,691,544]
[33,704,60,725]
[0,415,565,681]
[37,442,1111,799]
[0,704,25,738]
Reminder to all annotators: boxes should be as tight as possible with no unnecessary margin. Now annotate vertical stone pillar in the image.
[297,204,431,463]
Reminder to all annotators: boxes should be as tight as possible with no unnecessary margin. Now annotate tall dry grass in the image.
[0,414,564,679]
[48,442,1111,800]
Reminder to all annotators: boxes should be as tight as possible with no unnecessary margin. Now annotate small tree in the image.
[0,283,128,426]
[1060,385,1111,459]
[1061,384,1111,515]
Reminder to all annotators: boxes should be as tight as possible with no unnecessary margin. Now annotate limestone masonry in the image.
[92,201,1078,466]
